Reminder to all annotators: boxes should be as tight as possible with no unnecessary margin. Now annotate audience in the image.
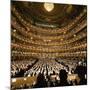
[11,59,87,89]
[11,59,38,77]
[33,73,47,88]
[74,61,87,85]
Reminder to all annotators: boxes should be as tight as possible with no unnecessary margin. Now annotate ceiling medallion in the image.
[44,3,54,12]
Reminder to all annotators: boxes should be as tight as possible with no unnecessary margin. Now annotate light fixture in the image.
[63,32,66,34]
[44,2,54,12]
[13,29,16,33]
[74,34,76,37]
[28,74,30,77]
[31,37,33,40]
[61,38,63,41]
[12,78,16,82]
[24,78,27,81]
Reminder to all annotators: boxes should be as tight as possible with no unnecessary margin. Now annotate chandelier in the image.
[44,2,54,12]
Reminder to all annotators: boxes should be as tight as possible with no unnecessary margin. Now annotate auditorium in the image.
[11,1,87,89]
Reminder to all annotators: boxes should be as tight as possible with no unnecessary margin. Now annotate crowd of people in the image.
[11,59,87,89]
[11,59,38,77]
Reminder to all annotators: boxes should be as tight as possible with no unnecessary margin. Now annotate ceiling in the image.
[12,1,85,28]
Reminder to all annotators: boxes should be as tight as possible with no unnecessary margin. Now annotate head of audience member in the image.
[59,69,69,86]
[59,69,67,81]
[75,63,87,85]
[34,73,47,88]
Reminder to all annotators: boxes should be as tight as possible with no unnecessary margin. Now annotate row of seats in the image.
[11,59,38,77]
[11,59,87,89]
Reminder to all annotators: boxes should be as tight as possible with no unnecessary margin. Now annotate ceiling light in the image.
[44,3,54,12]
[12,78,16,82]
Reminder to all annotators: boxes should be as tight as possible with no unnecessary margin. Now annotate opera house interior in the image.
[11,1,87,89]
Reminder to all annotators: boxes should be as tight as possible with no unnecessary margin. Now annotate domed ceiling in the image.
[12,1,85,28]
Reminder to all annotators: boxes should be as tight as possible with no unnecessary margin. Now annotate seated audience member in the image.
[33,73,47,88]
[74,62,87,85]
[58,69,70,86]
